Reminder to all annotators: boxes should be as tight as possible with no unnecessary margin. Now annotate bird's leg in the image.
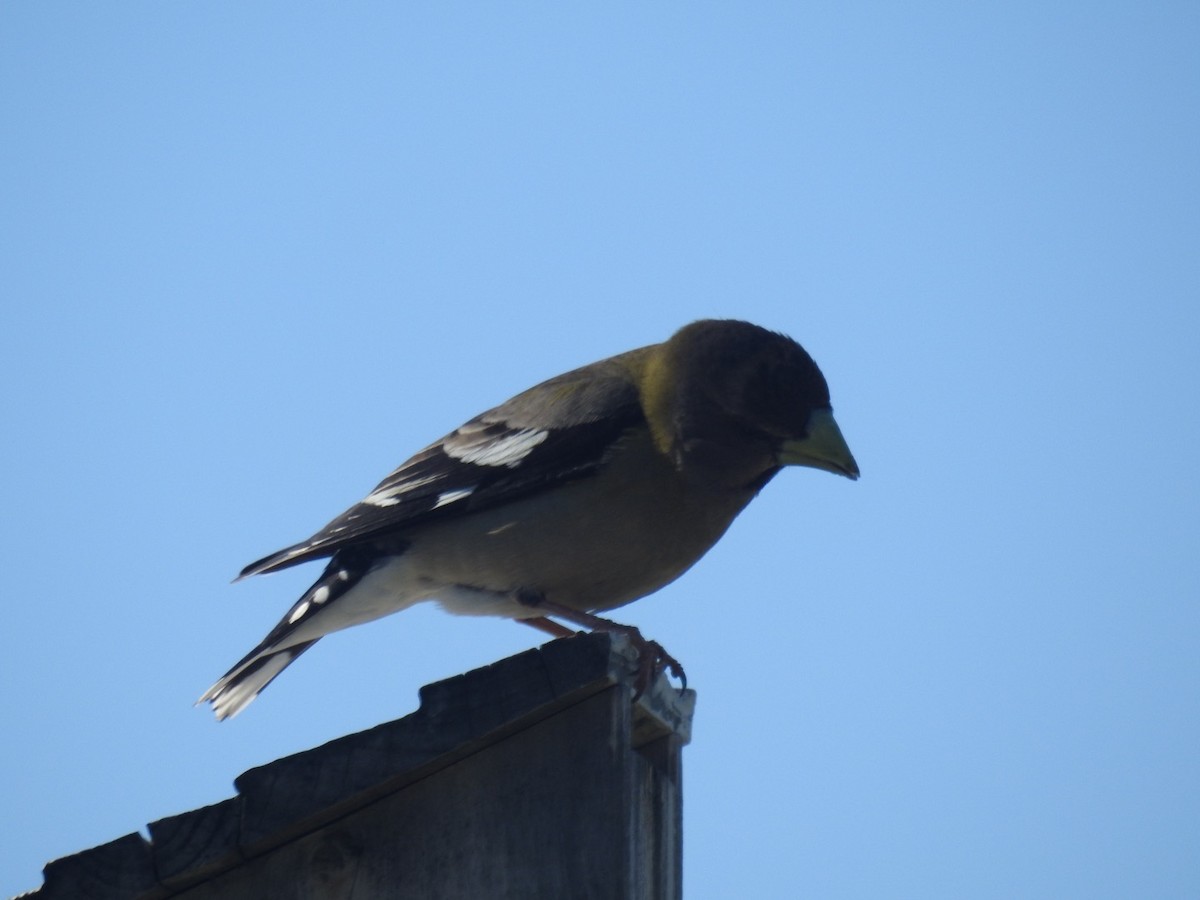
[514,591,686,698]
[518,616,579,639]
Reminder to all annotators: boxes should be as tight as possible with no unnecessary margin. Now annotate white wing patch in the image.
[448,428,549,468]
[358,426,547,514]
[432,487,476,509]
[364,473,441,508]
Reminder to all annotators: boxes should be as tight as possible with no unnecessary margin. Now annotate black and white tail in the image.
[198,550,375,720]
[197,640,318,721]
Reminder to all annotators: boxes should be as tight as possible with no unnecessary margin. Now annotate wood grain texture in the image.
[23,633,694,900]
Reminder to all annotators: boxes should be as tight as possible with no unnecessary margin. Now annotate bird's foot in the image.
[513,592,686,698]
[608,622,687,699]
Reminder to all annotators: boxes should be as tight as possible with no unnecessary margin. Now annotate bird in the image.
[199,319,858,719]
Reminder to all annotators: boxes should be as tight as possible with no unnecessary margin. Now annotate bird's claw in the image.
[615,627,687,700]
[511,595,686,699]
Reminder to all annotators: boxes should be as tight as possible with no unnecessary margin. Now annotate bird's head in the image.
[645,319,859,487]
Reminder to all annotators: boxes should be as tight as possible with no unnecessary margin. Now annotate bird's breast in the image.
[399,430,757,613]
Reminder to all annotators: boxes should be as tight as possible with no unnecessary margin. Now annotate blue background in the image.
[3,4,1197,897]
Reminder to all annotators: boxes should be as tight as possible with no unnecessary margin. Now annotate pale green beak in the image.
[779,408,859,480]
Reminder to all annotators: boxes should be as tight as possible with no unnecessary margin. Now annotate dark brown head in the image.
[643,319,859,488]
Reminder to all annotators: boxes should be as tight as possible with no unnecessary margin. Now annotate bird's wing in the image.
[239,352,649,578]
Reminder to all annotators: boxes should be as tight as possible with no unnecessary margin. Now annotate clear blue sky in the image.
[3,4,1197,898]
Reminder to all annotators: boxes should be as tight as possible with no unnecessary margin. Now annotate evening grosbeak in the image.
[200,319,858,719]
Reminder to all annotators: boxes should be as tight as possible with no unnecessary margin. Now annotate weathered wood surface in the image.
[22,633,695,900]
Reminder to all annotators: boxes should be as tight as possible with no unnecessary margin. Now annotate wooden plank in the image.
[20,633,692,899]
